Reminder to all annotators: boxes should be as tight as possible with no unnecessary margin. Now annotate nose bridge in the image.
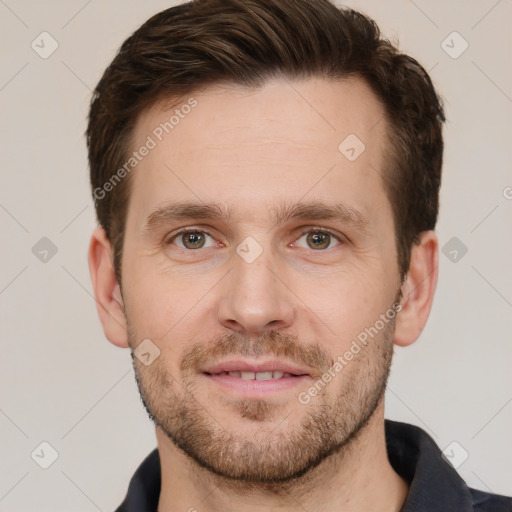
[217,235,294,334]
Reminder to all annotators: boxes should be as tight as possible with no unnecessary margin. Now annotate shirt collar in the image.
[385,420,474,511]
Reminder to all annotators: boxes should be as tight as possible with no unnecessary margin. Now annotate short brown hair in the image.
[86,0,445,284]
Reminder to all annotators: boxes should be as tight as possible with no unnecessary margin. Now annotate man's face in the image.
[120,76,402,483]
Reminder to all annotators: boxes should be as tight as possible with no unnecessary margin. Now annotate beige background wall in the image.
[1,1,511,510]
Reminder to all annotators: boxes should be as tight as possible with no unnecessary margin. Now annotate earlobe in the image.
[88,227,130,348]
[394,231,439,347]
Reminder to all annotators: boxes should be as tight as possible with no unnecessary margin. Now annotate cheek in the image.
[292,266,392,347]
[123,265,217,366]
[122,266,185,339]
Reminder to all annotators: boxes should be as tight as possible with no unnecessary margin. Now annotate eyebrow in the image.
[143,200,370,234]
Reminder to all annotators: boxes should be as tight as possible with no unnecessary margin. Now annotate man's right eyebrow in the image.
[143,202,233,233]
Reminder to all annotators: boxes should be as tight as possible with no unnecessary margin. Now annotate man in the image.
[86,0,512,511]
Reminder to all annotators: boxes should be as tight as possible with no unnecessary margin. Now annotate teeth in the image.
[255,371,273,380]
[215,370,292,379]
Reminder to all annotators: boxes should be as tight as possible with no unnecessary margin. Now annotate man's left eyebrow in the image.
[270,200,370,232]
[143,199,370,233]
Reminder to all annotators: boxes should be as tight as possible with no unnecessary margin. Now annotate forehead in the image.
[127,76,389,228]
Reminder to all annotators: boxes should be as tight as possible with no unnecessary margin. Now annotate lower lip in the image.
[202,373,311,396]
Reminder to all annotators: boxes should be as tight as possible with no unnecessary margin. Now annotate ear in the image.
[394,230,438,347]
[88,227,129,348]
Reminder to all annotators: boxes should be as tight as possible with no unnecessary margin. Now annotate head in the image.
[87,0,444,486]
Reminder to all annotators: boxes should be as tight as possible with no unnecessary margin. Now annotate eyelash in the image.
[164,227,346,250]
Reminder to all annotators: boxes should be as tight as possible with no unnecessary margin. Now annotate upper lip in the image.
[201,359,310,376]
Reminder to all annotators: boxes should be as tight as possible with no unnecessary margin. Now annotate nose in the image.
[216,243,295,335]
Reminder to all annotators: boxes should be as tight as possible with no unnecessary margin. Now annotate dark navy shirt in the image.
[115,419,512,511]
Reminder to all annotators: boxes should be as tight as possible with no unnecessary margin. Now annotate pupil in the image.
[308,232,329,249]
[185,232,204,248]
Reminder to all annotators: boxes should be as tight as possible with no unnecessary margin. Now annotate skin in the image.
[89,76,438,511]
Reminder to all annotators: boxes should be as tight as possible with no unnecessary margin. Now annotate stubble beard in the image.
[128,314,395,490]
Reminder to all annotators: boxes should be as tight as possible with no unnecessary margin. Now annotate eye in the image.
[164,227,344,252]
[165,229,217,250]
[293,228,343,251]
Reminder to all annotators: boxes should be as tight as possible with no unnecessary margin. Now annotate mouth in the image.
[200,359,312,396]
[204,370,301,380]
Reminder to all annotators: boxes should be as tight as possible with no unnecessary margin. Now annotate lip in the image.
[201,372,311,396]
[201,359,310,376]
[200,358,313,398]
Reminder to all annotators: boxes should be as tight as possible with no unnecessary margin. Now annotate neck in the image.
[156,401,408,512]
[155,400,409,512]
